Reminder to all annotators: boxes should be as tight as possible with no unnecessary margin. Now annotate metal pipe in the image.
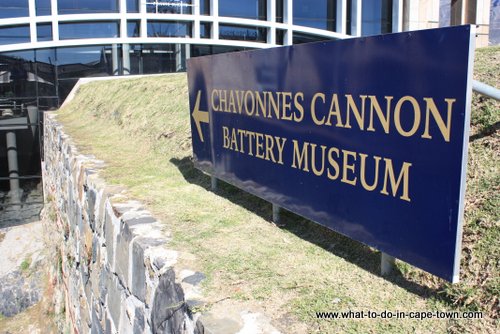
[0,123,39,128]
[473,80,500,101]
[27,105,38,138]
[112,43,119,75]
[0,175,41,180]
[6,131,21,207]
[122,43,131,75]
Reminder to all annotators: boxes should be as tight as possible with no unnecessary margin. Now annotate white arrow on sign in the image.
[191,90,209,142]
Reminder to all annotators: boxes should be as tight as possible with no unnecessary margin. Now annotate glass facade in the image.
[35,0,52,16]
[200,0,210,15]
[346,0,352,34]
[0,51,34,100]
[293,32,331,44]
[146,0,192,15]
[127,21,140,37]
[142,45,179,73]
[0,25,30,45]
[219,24,267,42]
[190,45,249,57]
[37,23,53,41]
[56,46,113,79]
[0,0,424,113]
[0,42,193,106]
[0,0,29,19]
[200,23,212,38]
[59,22,119,40]
[34,48,57,101]
[294,0,336,31]
[57,0,118,14]
[219,0,267,20]
[276,0,284,23]
[276,29,285,45]
[147,21,191,38]
[0,49,57,109]
[127,0,139,13]
[0,0,420,111]
[362,0,392,36]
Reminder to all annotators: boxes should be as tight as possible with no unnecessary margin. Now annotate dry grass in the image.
[54,47,499,333]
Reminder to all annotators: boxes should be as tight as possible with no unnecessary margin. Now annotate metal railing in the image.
[472,80,500,101]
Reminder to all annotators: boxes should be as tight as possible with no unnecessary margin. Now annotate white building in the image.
[0,0,497,107]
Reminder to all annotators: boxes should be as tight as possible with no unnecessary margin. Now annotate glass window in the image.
[219,0,267,20]
[219,24,266,43]
[0,0,29,19]
[190,45,213,57]
[276,29,285,45]
[57,0,118,14]
[127,44,143,74]
[361,0,392,36]
[0,49,59,109]
[0,25,30,45]
[490,1,500,45]
[276,0,284,23]
[293,0,336,31]
[127,44,189,74]
[34,48,57,98]
[127,0,139,13]
[200,22,211,38]
[190,45,250,58]
[147,21,191,37]
[141,44,178,74]
[293,32,331,44]
[36,0,51,15]
[59,22,119,40]
[127,21,140,37]
[346,0,352,34]
[146,0,192,14]
[37,24,53,41]
[34,48,55,64]
[200,0,210,15]
[57,78,78,101]
[0,50,35,99]
[56,45,114,79]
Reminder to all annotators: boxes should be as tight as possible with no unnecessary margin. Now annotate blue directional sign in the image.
[187,25,475,283]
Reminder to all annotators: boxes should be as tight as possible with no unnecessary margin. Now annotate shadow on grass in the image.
[469,120,500,142]
[170,156,446,301]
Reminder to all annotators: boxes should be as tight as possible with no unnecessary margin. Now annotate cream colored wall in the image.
[475,0,491,47]
[405,0,492,48]
[407,0,440,30]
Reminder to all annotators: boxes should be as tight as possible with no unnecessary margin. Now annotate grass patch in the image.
[444,46,499,323]
[20,258,31,272]
[56,47,499,333]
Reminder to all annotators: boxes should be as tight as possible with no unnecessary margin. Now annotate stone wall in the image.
[42,112,203,333]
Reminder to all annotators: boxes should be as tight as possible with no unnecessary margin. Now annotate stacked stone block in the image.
[42,113,199,333]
